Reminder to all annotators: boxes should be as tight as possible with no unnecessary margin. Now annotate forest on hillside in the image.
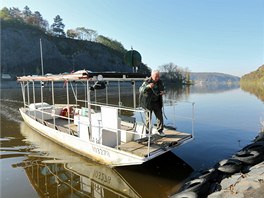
[0,6,127,54]
[240,64,264,102]
[240,65,264,84]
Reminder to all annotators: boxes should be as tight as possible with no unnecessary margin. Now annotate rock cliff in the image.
[1,20,136,75]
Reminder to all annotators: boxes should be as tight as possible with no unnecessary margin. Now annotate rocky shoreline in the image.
[171,130,264,198]
[208,161,264,198]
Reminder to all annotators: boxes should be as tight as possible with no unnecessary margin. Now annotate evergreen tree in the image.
[50,15,65,37]
[22,6,31,18]
[9,7,22,21]
[32,11,48,30]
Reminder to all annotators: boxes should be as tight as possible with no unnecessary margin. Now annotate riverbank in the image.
[171,130,264,198]
[208,161,264,197]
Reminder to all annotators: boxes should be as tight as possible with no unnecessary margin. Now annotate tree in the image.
[0,7,12,20]
[88,29,98,41]
[22,6,32,18]
[22,6,32,24]
[159,62,187,83]
[67,29,78,39]
[74,27,98,41]
[96,35,126,54]
[66,27,98,41]
[9,7,22,21]
[31,11,49,30]
[50,15,65,37]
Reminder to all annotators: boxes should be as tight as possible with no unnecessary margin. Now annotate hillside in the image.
[240,65,264,84]
[240,65,264,102]
[190,72,240,84]
[1,20,149,76]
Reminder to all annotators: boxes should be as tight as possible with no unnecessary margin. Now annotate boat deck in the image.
[36,117,192,158]
[118,130,192,157]
[41,118,78,136]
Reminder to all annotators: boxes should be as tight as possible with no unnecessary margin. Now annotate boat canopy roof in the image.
[17,70,148,82]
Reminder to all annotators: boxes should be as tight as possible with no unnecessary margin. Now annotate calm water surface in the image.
[1,83,263,197]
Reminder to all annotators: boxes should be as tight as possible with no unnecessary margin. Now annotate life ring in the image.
[179,178,209,194]
[217,159,242,174]
[232,150,262,165]
[60,106,73,118]
[171,191,198,198]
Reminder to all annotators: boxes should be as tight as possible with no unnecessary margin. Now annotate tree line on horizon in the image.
[1,6,191,84]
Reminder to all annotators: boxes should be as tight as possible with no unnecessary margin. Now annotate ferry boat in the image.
[17,70,194,167]
[18,122,193,197]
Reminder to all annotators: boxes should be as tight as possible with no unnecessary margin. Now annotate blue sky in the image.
[1,0,263,76]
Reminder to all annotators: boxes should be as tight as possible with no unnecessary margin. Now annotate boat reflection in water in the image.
[17,122,194,197]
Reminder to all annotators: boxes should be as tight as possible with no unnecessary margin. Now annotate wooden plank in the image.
[43,118,78,136]
[118,130,192,157]
[118,141,160,157]
[131,144,160,157]
[118,141,145,152]
[159,130,192,142]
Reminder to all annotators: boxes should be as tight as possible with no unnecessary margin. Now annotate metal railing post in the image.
[32,81,36,119]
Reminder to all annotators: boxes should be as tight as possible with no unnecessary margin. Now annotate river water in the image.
[1,82,263,198]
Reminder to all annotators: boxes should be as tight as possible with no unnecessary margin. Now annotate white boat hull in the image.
[20,108,147,166]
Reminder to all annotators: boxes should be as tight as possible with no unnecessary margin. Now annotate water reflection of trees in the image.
[165,84,190,101]
[165,83,241,102]
[240,83,264,102]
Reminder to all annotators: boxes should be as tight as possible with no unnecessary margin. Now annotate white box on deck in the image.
[76,115,90,141]
[100,106,120,147]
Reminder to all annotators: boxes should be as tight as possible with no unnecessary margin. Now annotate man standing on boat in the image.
[139,70,165,136]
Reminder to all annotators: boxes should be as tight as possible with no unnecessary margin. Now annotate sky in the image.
[1,0,263,77]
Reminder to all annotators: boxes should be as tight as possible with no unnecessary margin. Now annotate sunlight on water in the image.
[1,84,263,197]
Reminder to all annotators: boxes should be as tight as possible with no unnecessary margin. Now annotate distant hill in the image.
[1,20,149,76]
[190,72,240,84]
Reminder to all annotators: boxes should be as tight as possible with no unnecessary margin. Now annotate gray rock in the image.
[220,174,242,189]
[208,162,264,197]
[1,22,137,75]
[208,190,244,198]
[234,180,261,193]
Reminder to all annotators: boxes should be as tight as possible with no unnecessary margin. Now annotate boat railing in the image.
[23,97,195,158]
[25,103,76,135]
[18,75,195,159]
[162,98,195,138]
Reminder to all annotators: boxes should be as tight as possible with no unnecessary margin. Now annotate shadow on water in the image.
[116,152,194,198]
[15,122,193,198]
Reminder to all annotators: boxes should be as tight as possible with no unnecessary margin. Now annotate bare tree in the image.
[159,62,189,83]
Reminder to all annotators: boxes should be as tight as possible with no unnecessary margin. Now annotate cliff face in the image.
[1,20,132,75]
